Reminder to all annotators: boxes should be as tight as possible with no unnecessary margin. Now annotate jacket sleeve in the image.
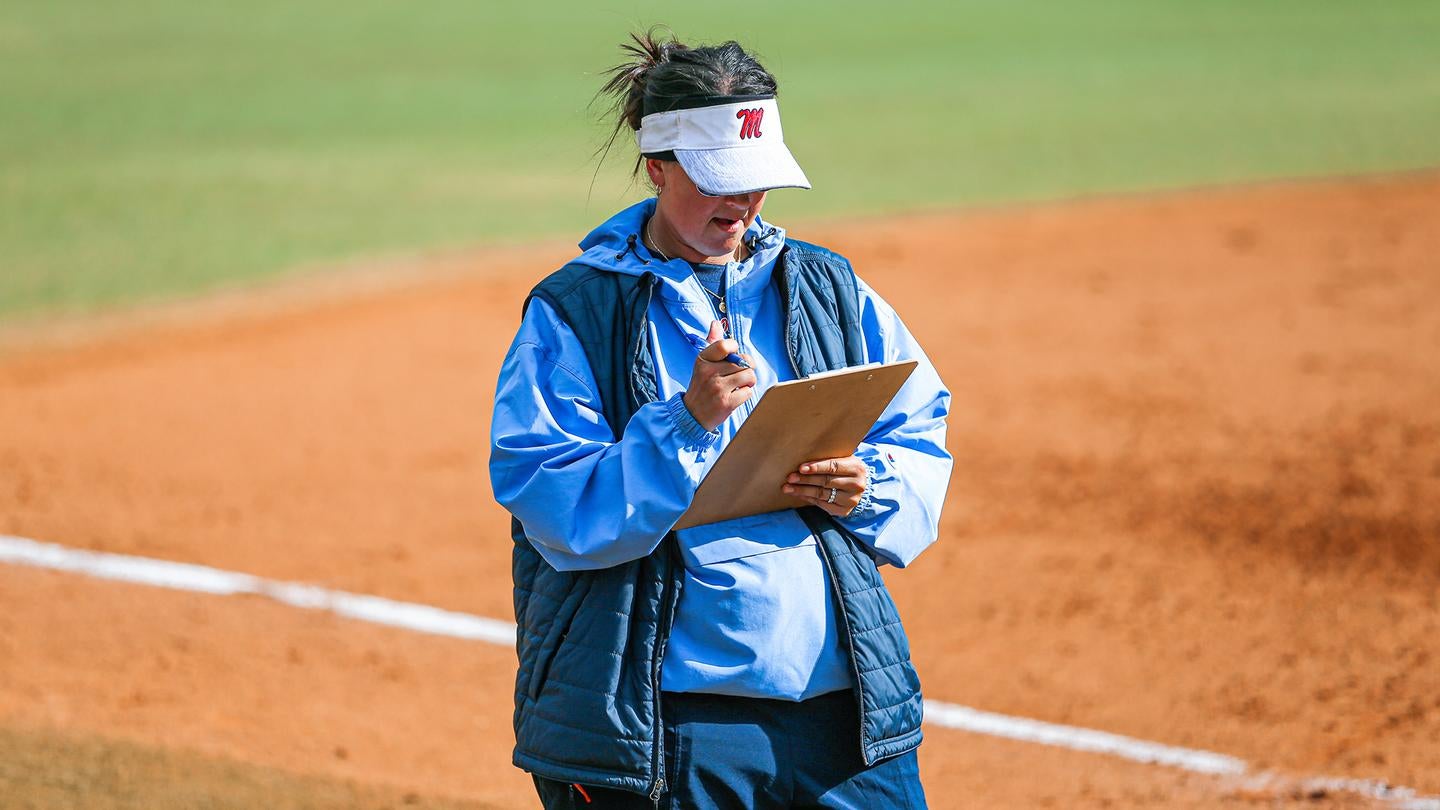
[489,297,719,571]
[837,276,953,568]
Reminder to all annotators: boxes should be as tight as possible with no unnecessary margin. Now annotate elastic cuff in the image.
[666,392,720,450]
[848,462,878,519]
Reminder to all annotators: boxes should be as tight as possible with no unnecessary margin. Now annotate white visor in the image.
[636,96,811,196]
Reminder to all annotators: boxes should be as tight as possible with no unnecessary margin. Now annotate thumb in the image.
[706,319,725,344]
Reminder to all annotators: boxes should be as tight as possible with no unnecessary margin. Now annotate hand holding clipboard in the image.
[674,358,918,530]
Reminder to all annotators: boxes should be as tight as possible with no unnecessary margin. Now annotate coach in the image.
[489,29,952,809]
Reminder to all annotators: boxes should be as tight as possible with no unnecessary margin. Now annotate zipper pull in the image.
[649,776,666,805]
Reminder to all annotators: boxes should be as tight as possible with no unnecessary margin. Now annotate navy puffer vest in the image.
[510,239,923,799]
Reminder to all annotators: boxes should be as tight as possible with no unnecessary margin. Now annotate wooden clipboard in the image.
[673,359,918,530]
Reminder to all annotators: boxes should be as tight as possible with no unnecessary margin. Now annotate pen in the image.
[686,333,751,369]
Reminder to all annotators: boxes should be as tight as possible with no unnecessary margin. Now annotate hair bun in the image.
[599,28,687,133]
[594,29,776,182]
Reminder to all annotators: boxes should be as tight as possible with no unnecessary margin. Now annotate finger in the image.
[798,458,841,477]
[786,490,857,517]
[785,473,864,490]
[700,338,742,363]
[702,373,748,400]
[782,483,863,504]
[698,355,747,374]
[799,457,865,478]
[719,368,757,388]
[783,481,858,501]
[706,319,724,343]
[726,386,755,409]
[700,360,748,379]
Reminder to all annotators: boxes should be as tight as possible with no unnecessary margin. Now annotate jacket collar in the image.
[572,199,786,286]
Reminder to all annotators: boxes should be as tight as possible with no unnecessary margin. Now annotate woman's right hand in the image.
[683,320,756,432]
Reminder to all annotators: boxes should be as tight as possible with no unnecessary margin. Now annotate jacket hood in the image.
[572,198,786,280]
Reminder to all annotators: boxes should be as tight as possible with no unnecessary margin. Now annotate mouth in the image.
[711,216,745,234]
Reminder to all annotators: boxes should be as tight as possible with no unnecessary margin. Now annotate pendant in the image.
[719,299,727,314]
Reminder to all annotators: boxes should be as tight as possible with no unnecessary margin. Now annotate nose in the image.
[721,191,762,209]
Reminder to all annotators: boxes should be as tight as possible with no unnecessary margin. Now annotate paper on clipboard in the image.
[673,359,918,530]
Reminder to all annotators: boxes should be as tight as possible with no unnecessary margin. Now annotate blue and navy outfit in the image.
[489,199,952,805]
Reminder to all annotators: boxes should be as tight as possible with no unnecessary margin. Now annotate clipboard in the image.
[673,359,918,530]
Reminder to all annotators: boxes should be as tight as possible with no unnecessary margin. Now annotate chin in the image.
[694,241,738,261]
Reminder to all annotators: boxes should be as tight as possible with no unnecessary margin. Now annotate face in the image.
[646,159,766,263]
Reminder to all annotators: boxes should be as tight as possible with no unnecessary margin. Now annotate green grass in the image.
[0,724,498,810]
[2,1,1438,319]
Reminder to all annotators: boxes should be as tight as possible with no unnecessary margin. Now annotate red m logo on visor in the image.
[736,108,764,140]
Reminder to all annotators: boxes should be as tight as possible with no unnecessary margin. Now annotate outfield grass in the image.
[0,724,497,810]
[2,1,1438,318]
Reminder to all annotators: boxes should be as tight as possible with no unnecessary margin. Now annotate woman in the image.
[489,30,951,809]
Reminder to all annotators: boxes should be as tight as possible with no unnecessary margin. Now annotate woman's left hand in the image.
[783,456,867,517]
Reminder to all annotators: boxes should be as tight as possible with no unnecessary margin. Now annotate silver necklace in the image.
[645,221,672,263]
[696,277,727,314]
[647,219,737,314]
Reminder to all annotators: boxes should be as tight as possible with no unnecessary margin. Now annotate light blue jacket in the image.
[490,199,952,701]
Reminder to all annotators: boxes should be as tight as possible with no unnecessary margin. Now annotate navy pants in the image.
[533,689,927,809]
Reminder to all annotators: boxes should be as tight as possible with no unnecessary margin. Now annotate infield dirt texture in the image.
[2,171,1438,807]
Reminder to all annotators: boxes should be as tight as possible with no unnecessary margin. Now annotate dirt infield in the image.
[2,172,1437,807]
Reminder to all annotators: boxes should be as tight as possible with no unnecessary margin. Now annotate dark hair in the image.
[596,27,779,179]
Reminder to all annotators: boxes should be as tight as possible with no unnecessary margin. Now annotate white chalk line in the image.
[1,535,1435,808]
[0,535,513,646]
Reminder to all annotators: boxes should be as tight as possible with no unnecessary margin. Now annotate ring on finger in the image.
[827,487,837,504]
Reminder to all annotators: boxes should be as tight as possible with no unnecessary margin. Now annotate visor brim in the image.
[674,141,812,197]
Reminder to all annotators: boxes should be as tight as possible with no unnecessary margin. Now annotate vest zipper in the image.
[814,525,873,766]
[777,250,803,379]
[637,273,670,805]
[649,542,677,805]
[639,278,657,361]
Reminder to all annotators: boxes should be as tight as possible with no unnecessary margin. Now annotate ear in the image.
[644,158,666,193]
